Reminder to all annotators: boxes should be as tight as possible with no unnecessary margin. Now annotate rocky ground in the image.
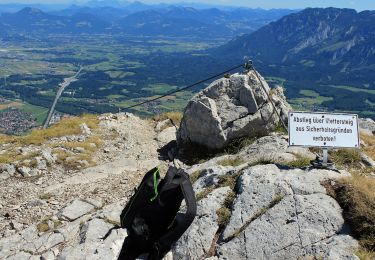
[0,131,371,260]
[0,71,374,259]
[0,113,177,240]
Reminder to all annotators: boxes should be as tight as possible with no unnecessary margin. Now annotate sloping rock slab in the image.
[59,228,127,260]
[215,164,358,260]
[173,187,231,260]
[58,199,95,221]
[217,195,357,260]
[80,218,114,243]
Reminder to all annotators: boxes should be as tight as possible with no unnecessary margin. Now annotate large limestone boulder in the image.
[173,164,359,260]
[178,71,291,150]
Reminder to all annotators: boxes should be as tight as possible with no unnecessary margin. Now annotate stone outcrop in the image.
[0,164,16,180]
[0,202,127,260]
[359,118,375,135]
[173,187,232,259]
[174,163,359,260]
[178,71,291,150]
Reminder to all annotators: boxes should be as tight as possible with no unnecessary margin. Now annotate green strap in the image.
[150,168,160,202]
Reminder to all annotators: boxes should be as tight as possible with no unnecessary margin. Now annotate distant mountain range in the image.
[215,7,375,87]
[0,6,295,38]
[48,5,130,22]
[0,7,110,34]
[116,7,296,37]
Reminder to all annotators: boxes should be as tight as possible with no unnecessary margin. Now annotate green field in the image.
[141,83,178,95]
[329,85,375,95]
[265,76,286,87]
[19,103,49,125]
[289,89,333,107]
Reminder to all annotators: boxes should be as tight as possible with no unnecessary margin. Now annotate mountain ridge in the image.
[215,7,375,86]
[0,6,296,37]
[206,7,375,114]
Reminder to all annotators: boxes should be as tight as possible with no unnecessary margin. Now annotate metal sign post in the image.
[288,111,360,170]
[323,148,328,167]
[311,148,335,170]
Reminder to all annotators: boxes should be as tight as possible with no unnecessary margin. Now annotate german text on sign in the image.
[288,112,359,148]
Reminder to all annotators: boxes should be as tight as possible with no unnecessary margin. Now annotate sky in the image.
[0,0,374,11]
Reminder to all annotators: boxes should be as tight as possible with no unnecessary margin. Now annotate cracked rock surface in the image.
[0,201,128,259]
[173,187,231,259]
[178,70,291,150]
[174,164,359,260]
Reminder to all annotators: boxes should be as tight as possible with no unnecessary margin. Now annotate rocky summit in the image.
[178,70,291,150]
[0,72,374,259]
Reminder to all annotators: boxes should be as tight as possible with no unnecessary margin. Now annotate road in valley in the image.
[43,67,83,128]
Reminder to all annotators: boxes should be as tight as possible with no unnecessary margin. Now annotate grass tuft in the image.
[18,114,99,145]
[39,193,52,200]
[356,248,375,260]
[103,218,121,227]
[248,157,276,167]
[152,112,183,127]
[224,137,257,154]
[361,134,375,162]
[0,150,41,165]
[218,157,245,167]
[274,124,288,135]
[37,221,50,233]
[285,156,311,168]
[0,114,99,146]
[325,175,375,252]
[330,149,361,167]
[190,170,203,184]
[270,194,284,207]
[217,207,231,227]
[223,191,236,208]
[196,187,215,201]
[53,219,62,228]
[216,191,236,228]
[218,174,240,190]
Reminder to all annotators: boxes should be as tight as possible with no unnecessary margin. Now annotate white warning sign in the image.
[289,111,359,148]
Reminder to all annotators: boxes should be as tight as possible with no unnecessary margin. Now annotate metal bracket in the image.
[243,60,253,72]
[311,148,336,170]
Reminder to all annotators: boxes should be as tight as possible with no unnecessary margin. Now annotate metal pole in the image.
[246,61,288,131]
[322,148,328,168]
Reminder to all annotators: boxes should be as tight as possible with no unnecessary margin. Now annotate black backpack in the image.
[118,166,197,260]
